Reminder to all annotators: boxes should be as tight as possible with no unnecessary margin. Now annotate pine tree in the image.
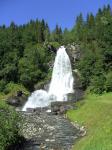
[87,13,95,28]
[75,13,84,41]
[38,21,44,43]
[52,25,62,43]
[44,23,50,42]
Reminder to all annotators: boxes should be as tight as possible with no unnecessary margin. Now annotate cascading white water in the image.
[22,46,74,111]
[49,46,74,101]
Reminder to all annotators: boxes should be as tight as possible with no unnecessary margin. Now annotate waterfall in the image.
[22,46,74,111]
[49,46,74,101]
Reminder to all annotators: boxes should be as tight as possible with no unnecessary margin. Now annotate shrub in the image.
[0,101,21,150]
[49,42,60,49]
[0,80,6,92]
[89,75,106,94]
[105,71,112,92]
[4,82,29,96]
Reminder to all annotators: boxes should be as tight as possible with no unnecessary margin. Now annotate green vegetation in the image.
[67,93,112,150]
[0,101,21,150]
[0,5,112,93]
[0,4,112,149]
[71,5,112,94]
[0,82,29,102]
[4,82,29,95]
[0,20,60,92]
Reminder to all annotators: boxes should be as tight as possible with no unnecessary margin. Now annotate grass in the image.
[67,92,112,150]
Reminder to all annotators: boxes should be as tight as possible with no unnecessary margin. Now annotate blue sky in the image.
[0,0,112,29]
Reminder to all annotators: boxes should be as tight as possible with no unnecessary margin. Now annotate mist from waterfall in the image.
[22,46,74,111]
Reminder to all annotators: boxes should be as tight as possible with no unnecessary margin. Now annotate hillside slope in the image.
[67,93,112,150]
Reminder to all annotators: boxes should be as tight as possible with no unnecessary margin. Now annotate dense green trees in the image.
[0,5,112,94]
[0,17,64,92]
[69,5,112,94]
[51,25,62,43]
[18,44,49,90]
[0,20,54,91]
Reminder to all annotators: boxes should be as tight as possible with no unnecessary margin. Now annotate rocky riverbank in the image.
[16,110,86,150]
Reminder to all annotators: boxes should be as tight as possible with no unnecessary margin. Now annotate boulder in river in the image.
[51,101,76,115]
[7,91,27,107]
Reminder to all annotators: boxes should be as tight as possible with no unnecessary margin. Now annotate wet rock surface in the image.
[51,101,76,115]
[7,91,27,107]
[19,112,84,150]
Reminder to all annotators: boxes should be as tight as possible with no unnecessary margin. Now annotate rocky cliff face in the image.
[66,43,81,67]
[66,44,83,101]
